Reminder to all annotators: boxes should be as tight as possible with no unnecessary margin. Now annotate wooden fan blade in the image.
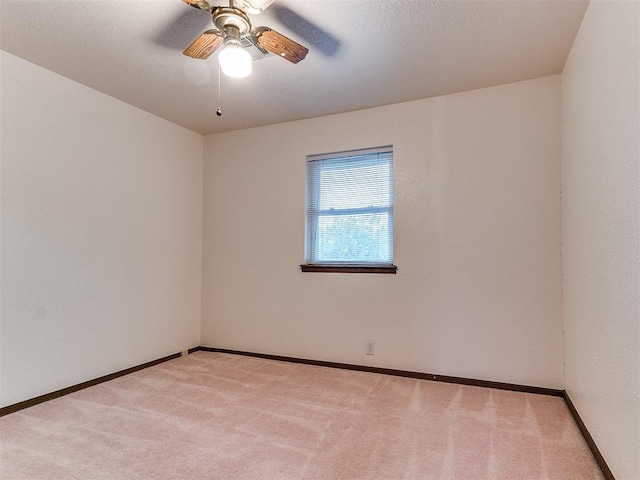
[181,0,211,12]
[256,27,309,64]
[183,30,223,59]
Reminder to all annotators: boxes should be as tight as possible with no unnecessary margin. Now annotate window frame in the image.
[301,146,397,274]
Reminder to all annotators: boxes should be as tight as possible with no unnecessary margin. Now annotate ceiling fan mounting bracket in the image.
[212,6,251,37]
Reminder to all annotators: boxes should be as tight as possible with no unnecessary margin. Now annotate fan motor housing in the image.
[212,7,251,37]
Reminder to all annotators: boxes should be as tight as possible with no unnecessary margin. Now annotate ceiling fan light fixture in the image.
[182,0,308,74]
[218,40,252,78]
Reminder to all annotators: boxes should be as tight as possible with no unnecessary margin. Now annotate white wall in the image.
[561,1,640,478]
[202,75,564,388]
[0,52,203,407]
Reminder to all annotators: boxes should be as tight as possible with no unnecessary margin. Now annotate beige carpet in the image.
[0,351,603,479]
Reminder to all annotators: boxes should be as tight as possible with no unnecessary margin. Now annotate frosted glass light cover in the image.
[218,44,252,78]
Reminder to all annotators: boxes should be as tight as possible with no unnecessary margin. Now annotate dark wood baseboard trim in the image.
[0,349,199,417]
[563,391,615,480]
[199,347,564,397]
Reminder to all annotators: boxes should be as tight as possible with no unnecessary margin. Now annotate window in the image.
[302,146,396,273]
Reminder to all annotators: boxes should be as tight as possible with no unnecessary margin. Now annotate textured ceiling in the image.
[1,0,588,135]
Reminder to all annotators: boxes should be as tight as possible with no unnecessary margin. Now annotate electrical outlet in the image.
[180,350,188,357]
[366,342,375,355]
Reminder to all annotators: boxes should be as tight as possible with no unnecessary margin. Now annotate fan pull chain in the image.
[216,62,223,117]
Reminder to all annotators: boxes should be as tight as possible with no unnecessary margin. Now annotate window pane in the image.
[306,146,394,265]
[316,212,391,263]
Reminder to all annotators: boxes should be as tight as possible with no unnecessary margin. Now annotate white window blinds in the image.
[306,146,394,265]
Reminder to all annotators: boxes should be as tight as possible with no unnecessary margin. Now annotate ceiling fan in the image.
[181,0,309,78]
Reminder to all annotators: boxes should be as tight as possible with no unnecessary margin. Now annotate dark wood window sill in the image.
[300,264,398,274]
